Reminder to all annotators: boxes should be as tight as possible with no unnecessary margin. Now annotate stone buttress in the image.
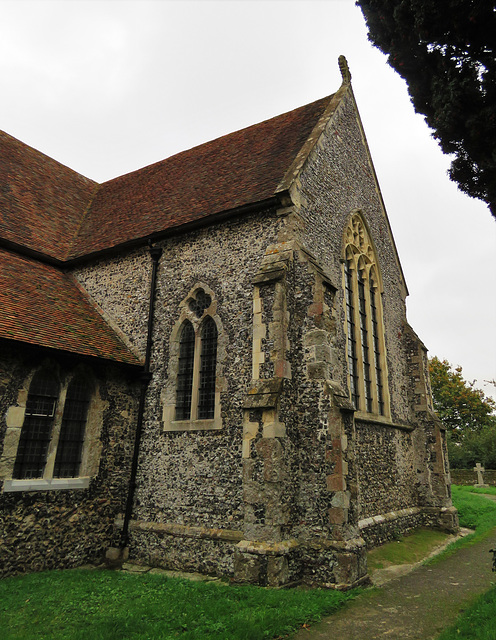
[234,240,368,588]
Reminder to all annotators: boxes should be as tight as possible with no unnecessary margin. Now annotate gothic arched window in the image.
[344,214,389,417]
[173,288,219,425]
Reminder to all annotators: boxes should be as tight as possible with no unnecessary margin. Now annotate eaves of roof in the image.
[0,248,142,366]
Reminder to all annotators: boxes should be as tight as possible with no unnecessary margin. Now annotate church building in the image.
[0,59,458,588]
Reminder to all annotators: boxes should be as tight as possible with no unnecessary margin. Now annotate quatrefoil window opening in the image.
[188,289,212,318]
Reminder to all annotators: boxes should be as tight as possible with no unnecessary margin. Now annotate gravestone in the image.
[474,463,488,487]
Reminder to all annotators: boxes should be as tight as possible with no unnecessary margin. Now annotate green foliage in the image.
[447,424,496,469]
[429,357,495,439]
[427,357,496,468]
[356,0,496,216]
[436,584,496,640]
[0,570,358,640]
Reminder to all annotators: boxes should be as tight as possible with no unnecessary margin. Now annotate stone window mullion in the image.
[43,385,67,480]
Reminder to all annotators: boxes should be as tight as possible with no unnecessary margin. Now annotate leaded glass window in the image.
[370,275,385,416]
[13,371,59,479]
[345,260,359,409]
[344,213,388,417]
[175,321,195,420]
[53,377,91,478]
[198,317,218,419]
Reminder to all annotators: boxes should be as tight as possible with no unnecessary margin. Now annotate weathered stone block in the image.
[328,507,346,524]
[267,555,289,587]
[327,474,346,492]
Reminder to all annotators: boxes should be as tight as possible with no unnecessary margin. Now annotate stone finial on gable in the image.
[338,55,351,84]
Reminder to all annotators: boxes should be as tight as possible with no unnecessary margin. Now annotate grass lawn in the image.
[2,486,495,640]
[367,528,451,573]
[428,485,496,563]
[0,569,358,640]
[465,485,496,496]
[436,584,496,640]
[433,485,496,639]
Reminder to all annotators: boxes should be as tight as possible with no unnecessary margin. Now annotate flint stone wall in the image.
[293,90,411,426]
[73,209,286,575]
[355,420,418,519]
[0,342,140,577]
[451,469,496,486]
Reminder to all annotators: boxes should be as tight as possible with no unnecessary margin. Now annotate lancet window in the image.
[174,289,218,422]
[343,214,388,416]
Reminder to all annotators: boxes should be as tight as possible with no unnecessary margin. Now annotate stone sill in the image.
[163,419,222,432]
[354,412,415,431]
[123,519,243,542]
[3,477,90,492]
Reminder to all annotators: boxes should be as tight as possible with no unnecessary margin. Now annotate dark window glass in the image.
[13,371,59,479]
[53,378,91,478]
[198,317,218,419]
[345,260,359,409]
[370,278,384,415]
[358,268,372,412]
[188,289,212,318]
[175,321,195,420]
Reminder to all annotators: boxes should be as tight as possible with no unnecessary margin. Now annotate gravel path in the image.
[292,521,496,640]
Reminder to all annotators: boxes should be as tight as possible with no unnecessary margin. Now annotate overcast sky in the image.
[2,0,495,402]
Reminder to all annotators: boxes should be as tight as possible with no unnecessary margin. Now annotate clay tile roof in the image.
[0,248,141,365]
[68,96,331,258]
[0,131,98,262]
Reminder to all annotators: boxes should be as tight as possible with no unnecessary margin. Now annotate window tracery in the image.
[343,213,389,417]
[163,285,223,431]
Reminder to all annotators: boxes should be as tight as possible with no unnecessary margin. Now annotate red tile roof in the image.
[68,96,331,257]
[1,96,332,261]
[0,248,141,365]
[0,95,335,361]
[0,131,97,262]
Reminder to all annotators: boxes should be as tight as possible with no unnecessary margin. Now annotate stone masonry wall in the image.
[0,342,140,577]
[355,420,417,519]
[292,89,411,426]
[73,209,285,576]
[289,85,456,540]
[451,469,496,486]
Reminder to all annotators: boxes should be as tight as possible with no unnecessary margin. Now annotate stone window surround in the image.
[342,211,391,419]
[161,282,226,432]
[1,363,103,492]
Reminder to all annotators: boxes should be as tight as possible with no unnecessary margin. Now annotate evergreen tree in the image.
[357,0,496,217]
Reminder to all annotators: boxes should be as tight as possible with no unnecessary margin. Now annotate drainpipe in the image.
[120,241,163,549]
